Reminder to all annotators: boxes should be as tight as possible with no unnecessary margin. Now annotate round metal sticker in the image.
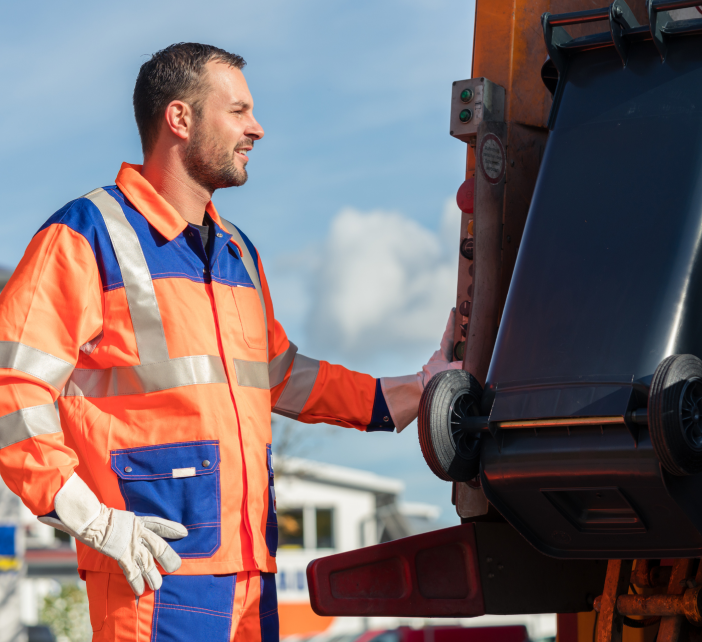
[479,133,506,184]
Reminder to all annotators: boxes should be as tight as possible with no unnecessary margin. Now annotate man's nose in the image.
[247,115,264,141]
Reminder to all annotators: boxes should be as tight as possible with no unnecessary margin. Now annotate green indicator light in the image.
[460,88,473,103]
[459,109,472,123]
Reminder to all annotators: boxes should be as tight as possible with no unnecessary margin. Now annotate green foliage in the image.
[40,582,91,642]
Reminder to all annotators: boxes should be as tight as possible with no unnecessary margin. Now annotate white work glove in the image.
[39,473,187,595]
[380,308,463,433]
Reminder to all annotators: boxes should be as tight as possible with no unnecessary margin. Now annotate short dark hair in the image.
[133,43,246,155]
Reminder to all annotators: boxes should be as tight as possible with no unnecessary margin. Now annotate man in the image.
[0,43,459,641]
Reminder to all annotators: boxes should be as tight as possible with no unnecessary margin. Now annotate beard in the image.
[184,124,250,192]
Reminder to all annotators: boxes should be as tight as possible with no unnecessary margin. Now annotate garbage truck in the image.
[307,2,702,641]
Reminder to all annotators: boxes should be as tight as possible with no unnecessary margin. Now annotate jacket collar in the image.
[115,162,227,242]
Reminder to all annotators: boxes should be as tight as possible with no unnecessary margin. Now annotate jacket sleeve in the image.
[259,256,394,433]
[0,220,103,515]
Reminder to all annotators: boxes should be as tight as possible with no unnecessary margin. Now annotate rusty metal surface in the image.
[683,586,702,626]
[593,561,702,638]
[462,121,507,387]
[615,594,688,617]
[632,561,655,589]
[631,562,674,589]
[651,566,674,589]
[658,560,695,642]
[597,559,633,642]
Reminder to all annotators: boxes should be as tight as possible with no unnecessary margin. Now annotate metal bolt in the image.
[486,557,493,563]
[383,416,390,423]
[216,233,223,238]
[488,573,495,579]
[202,460,211,467]
[498,564,504,571]
[614,5,623,16]
[124,467,132,473]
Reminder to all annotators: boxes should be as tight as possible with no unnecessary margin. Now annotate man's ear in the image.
[164,100,192,142]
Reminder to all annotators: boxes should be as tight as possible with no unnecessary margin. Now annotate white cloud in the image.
[302,198,461,365]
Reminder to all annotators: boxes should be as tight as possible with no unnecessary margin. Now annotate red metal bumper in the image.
[307,524,485,618]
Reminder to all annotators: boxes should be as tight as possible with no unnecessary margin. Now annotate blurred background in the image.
[0,1,556,641]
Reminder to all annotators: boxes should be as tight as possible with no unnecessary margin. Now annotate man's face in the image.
[184,62,264,193]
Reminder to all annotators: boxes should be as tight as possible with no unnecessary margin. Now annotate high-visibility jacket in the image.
[0,163,394,576]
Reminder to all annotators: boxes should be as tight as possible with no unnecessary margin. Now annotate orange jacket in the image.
[0,163,394,576]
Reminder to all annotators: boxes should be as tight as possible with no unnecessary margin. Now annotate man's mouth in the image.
[234,147,250,160]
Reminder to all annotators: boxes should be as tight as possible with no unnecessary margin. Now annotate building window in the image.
[278,508,304,549]
[316,508,334,549]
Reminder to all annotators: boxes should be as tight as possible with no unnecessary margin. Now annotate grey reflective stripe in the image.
[84,188,169,365]
[269,342,298,388]
[233,359,269,389]
[62,355,226,398]
[0,341,73,390]
[219,218,268,359]
[0,404,61,450]
[272,354,320,419]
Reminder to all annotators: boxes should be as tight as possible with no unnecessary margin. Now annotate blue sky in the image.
[1,0,475,520]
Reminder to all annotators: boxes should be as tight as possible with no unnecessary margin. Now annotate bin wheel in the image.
[649,354,702,476]
[418,369,483,482]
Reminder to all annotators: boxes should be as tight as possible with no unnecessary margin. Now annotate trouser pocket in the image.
[152,574,236,642]
[265,444,278,557]
[111,440,221,558]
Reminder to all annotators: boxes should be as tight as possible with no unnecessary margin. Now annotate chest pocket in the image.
[111,441,221,559]
[232,285,267,350]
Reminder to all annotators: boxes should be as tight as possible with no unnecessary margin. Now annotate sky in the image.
[0,0,475,520]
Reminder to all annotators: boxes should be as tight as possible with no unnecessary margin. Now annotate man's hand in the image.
[418,308,463,387]
[39,474,187,595]
[380,308,463,432]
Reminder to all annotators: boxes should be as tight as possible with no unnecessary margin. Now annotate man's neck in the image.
[141,154,211,226]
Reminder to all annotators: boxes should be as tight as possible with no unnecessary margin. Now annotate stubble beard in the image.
[184,122,249,193]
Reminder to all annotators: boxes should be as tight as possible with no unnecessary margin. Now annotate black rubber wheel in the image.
[649,354,702,476]
[418,369,483,482]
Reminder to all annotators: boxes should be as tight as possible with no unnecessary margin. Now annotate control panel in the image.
[450,78,505,142]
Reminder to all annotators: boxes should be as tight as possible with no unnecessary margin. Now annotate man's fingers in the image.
[155,544,183,574]
[439,308,456,362]
[139,516,188,540]
[120,559,146,596]
[129,574,146,596]
[142,562,163,592]
[140,529,183,574]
